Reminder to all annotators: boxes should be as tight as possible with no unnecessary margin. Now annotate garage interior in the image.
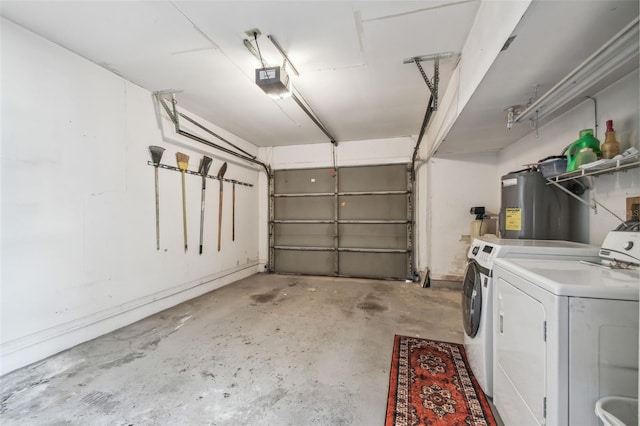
[1,1,638,424]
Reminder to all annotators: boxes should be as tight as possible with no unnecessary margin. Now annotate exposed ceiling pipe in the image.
[178,112,257,159]
[155,93,271,177]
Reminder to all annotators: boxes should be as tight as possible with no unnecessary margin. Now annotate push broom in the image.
[149,146,165,250]
[176,152,190,252]
[198,156,213,255]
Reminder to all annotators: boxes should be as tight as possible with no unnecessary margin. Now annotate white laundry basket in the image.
[595,396,638,426]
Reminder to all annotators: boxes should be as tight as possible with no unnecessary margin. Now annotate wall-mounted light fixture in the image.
[513,17,638,125]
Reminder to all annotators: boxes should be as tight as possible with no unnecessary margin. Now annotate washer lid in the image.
[494,258,639,300]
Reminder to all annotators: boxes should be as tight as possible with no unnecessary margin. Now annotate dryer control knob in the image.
[624,241,634,251]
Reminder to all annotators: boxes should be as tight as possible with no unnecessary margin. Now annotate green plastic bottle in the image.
[566,129,601,172]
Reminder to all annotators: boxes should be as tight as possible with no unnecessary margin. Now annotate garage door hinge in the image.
[543,397,547,418]
[543,321,547,342]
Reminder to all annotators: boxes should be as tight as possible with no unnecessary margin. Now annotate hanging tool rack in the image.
[154,91,270,266]
[146,161,253,187]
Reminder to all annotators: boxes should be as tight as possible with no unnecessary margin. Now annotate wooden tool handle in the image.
[181,171,188,252]
[218,190,223,251]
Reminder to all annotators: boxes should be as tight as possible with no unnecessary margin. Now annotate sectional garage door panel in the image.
[274,250,335,275]
[339,252,408,280]
[274,223,334,247]
[275,168,334,194]
[338,164,407,192]
[274,196,335,220]
[338,224,407,249]
[339,194,408,220]
[271,164,412,280]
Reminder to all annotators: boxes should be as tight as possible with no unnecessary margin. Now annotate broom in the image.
[176,152,190,252]
[149,146,165,250]
[198,156,213,255]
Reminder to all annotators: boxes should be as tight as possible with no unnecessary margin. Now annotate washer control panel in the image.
[468,239,496,268]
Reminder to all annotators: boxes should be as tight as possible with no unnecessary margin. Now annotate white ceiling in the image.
[0,0,478,147]
[1,1,638,153]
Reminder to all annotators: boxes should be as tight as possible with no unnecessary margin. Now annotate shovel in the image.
[198,156,213,255]
[217,162,228,251]
[149,146,165,250]
[176,152,190,252]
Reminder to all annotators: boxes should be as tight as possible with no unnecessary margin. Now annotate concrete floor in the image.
[0,273,464,425]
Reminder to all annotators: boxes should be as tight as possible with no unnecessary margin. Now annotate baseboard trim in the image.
[1,262,259,375]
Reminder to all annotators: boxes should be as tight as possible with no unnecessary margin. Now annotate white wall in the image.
[419,152,499,280]
[1,19,264,375]
[498,69,640,245]
[260,137,414,170]
[414,0,532,280]
[423,69,640,280]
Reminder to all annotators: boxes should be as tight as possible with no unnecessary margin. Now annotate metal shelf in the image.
[545,153,639,224]
[547,153,640,183]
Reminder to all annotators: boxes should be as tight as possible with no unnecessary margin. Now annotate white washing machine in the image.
[492,231,639,426]
[462,237,601,398]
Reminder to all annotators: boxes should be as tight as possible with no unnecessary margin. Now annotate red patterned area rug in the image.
[385,335,496,426]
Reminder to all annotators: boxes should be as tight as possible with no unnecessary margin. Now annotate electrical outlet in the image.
[626,196,640,221]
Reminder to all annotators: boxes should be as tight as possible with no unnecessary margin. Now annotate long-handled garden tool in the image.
[198,156,213,255]
[217,162,228,252]
[149,146,165,250]
[176,152,190,252]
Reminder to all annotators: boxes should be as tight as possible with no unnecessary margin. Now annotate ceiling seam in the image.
[362,0,477,23]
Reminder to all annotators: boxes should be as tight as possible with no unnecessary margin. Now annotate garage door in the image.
[269,164,413,280]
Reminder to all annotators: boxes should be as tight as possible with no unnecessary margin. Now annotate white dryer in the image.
[462,237,600,397]
[492,231,639,425]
